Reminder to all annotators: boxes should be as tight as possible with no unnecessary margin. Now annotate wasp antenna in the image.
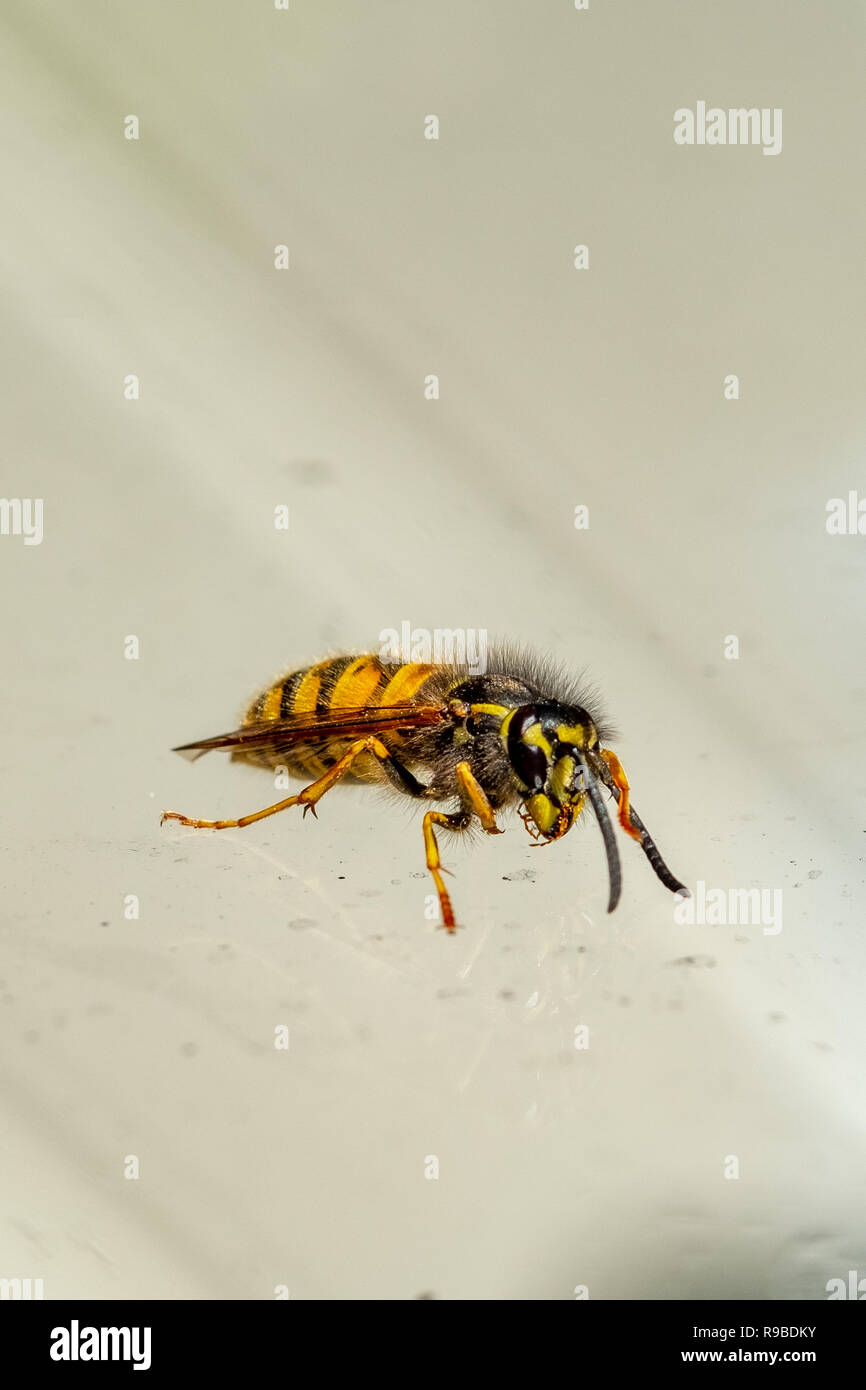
[626,806,690,897]
[585,749,689,900]
[582,766,622,913]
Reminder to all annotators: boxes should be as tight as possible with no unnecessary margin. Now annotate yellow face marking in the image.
[524,793,584,841]
[331,656,383,708]
[523,723,553,757]
[378,662,434,706]
[556,723,590,749]
[549,754,575,805]
[525,793,559,835]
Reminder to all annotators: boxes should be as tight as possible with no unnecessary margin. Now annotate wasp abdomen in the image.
[239,656,443,778]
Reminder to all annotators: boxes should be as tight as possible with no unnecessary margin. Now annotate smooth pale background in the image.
[1,1,864,1300]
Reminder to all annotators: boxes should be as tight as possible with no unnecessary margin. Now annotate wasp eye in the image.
[510,740,548,792]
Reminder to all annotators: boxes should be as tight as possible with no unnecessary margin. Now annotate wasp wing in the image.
[172,702,449,760]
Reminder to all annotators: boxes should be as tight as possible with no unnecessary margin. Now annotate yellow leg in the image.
[161,736,394,830]
[422,763,502,932]
[455,760,503,835]
[600,748,643,843]
[422,810,469,933]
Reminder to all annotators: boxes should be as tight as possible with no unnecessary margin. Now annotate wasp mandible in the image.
[162,648,689,930]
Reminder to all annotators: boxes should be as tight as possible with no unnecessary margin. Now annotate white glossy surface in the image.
[1,2,864,1299]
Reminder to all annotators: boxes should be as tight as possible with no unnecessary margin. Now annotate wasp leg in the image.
[162,736,428,830]
[455,760,504,835]
[599,748,643,844]
[422,809,473,933]
[420,763,503,933]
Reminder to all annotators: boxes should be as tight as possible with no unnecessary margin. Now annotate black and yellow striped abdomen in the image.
[239,655,445,780]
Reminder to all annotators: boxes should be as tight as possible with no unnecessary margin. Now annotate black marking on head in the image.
[506,708,549,792]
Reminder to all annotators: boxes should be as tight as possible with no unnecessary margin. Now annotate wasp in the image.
[162,648,689,930]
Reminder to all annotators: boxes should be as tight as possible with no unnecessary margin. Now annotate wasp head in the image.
[504,703,599,831]
[503,703,622,910]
